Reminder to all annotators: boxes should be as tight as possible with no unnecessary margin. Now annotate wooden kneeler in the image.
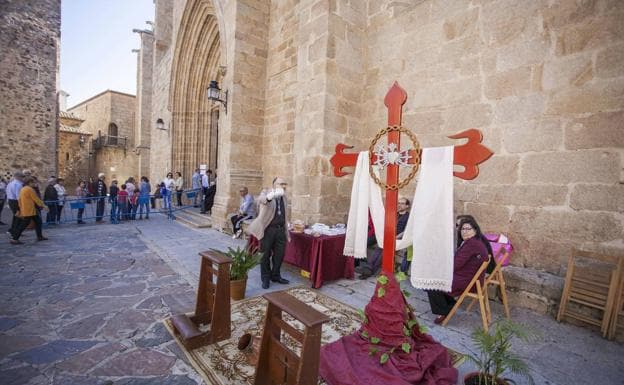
[442,260,491,331]
[254,291,330,385]
[170,250,232,349]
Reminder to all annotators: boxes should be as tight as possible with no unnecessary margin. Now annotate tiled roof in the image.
[59,124,92,135]
[59,111,83,121]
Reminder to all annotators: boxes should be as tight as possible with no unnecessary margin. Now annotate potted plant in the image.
[464,319,536,385]
[222,246,261,301]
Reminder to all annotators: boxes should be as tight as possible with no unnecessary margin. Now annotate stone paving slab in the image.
[1,213,623,384]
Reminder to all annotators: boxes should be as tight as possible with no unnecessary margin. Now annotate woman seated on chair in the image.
[426,216,492,325]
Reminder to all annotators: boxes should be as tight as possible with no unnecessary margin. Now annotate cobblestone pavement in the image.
[1,212,623,385]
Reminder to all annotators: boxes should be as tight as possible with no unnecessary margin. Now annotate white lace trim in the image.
[410,278,452,292]
[343,247,367,259]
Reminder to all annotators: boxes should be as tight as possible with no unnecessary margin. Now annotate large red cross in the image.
[330,82,493,273]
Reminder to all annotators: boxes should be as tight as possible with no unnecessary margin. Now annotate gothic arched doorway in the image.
[170,0,221,184]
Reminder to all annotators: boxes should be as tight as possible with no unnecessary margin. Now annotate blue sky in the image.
[60,0,154,108]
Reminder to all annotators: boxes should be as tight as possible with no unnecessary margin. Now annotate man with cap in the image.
[6,171,24,234]
[247,177,291,289]
[95,173,107,223]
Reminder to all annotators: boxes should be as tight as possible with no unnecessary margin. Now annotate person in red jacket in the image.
[426,216,490,324]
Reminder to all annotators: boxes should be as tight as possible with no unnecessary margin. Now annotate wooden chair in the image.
[607,267,624,340]
[442,259,491,331]
[557,249,623,337]
[254,290,330,385]
[170,250,232,349]
[466,248,511,323]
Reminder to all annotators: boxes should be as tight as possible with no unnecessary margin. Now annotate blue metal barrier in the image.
[38,188,204,226]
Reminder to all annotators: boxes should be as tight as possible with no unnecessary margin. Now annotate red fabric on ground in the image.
[319,274,457,385]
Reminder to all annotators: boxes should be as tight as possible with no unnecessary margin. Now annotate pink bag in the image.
[484,233,513,266]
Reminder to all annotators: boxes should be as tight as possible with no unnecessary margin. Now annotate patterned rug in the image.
[163,287,464,385]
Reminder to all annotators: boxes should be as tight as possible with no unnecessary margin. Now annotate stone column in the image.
[136,30,154,179]
[210,0,269,231]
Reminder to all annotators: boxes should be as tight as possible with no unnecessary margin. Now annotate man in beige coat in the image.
[247,177,291,289]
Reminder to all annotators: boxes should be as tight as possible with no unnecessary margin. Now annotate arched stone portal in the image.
[170,0,221,185]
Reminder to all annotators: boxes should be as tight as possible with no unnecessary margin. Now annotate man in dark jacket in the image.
[356,197,411,279]
[95,173,107,223]
[43,177,58,225]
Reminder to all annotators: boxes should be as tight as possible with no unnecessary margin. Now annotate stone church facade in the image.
[138,0,623,313]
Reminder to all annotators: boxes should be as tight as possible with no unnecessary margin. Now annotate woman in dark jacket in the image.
[427,216,490,324]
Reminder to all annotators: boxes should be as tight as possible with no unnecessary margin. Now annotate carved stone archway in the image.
[170,0,221,185]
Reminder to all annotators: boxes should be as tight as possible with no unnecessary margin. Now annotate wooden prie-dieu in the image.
[169,250,232,350]
[254,290,330,385]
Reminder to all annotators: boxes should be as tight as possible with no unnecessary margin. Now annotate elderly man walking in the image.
[247,177,290,289]
[6,171,24,234]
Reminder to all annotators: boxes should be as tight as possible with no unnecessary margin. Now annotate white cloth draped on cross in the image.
[343,146,455,292]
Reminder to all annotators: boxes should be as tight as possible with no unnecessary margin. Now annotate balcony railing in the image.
[93,135,127,150]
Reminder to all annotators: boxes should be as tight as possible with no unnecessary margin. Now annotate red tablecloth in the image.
[284,231,354,288]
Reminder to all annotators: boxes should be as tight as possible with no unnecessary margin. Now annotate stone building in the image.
[0,0,61,180]
[58,105,92,189]
[68,90,139,184]
[137,0,624,313]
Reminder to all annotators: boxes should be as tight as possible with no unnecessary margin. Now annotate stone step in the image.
[174,209,212,228]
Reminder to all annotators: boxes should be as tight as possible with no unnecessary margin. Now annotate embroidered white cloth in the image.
[407,146,454,292]
[343,147,454,292]
[343,152,384,259]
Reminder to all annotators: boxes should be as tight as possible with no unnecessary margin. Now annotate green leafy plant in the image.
[464,320,537,385]
[220,247,261,281]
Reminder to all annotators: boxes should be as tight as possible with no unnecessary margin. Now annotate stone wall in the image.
[149,0,623,312]
[0,0,60,179]
[69,91,138,182]
[94,147,138,184]
[361,0,624,313]
[148,0,178,186]
[57,132,91,189]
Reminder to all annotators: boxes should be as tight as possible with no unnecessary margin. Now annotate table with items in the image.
[284,224,354,289]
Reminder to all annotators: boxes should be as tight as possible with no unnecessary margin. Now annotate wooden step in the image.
[171,314,204,340]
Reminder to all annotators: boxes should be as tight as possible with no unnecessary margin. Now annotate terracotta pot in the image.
[230,277,247,301]
[463,372,508,385]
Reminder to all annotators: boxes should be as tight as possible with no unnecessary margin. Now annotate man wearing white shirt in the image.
[191,168,202,207]
[248,177,290,289]
[6,171,24,234]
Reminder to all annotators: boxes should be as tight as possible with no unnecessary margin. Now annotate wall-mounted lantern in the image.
[156,118,165,130]
[207,80,227,114]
